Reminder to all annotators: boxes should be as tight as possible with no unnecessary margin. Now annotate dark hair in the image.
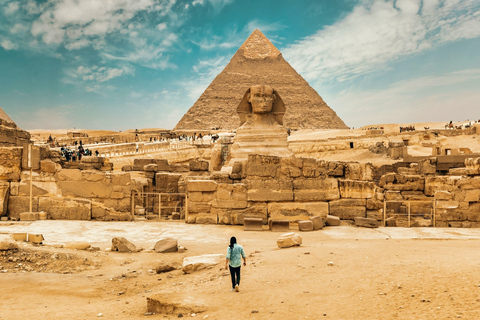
[229,237,236,250]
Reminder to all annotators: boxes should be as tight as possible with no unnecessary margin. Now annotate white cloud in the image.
[0,39,17,50]
[9,23,27,34]
[328,68,480,127]
[284,0,480,83]
[4,1,19,15]
[157,22,167,31]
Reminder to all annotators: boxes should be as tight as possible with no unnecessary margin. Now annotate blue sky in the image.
[0,0,479,130]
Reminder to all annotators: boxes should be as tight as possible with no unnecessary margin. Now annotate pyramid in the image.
[0,106,31,147]
[174,29,348,131]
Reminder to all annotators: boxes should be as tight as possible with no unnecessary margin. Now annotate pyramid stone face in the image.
[174,29,348,131]
[0,107,31,147]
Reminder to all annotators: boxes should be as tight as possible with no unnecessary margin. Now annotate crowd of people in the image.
[399,125,416,132]
[60,141,99,162]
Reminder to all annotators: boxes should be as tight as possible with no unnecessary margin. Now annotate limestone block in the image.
[187,201,211,214]
[366,199,383,210]
[64,242,92,250]
[384,191,403,201]
[298,220,314,231]
[144,164,158,172]
[309,216,324,230]
[103,198,131,212]
[121,165,132,172]
[82,171,106,182]
[0,239,19,251]
[188,191,215,202]
[424,176,460,196]
[325,215,340,226]
[22,144,41,170]
[267,202,328,222]
[279,157,303,178]
[244,217,263,231]
[133,158,155,171]
[18,181,58,196]
[330,199,366,220]
[189,160,209,171]
[245,154,281,178]
[269,219,290,232]
[7,196,39,219]
[457,177,480,190]
[366,210,382,220]
[465,157,480,174]
[39,197,91,220]
[379,174,424,191]
[464,190,480,202]
[293,178,339,201]
[154,159,170,172]
[339,180,375,199]
[186,213,197,224]
[246,178,293,202]
[418,158,437,175]
[20,212,39,221]
[401,191,429,200]
[111,237,137,252]
[195,213,218,224]
[277,232,302,248]
[59,181,111,198]
[154,238,178,253]
[216,183,247,209]
[385,217,397,227]
[40,160,58,173]
[436,201,460,209]
[56,169,83,181]
[182,254,224,274]
[156,173,181,193]
[345,163,374,181]
[0,147,22,181]
[230,161,245,180]
[0,182,9,216]
[9,182,18,196]
[354,217,379,228]
[229,203,268,225]
[397,167,418,175]
[434,191,453,200]
[187,180,217,192]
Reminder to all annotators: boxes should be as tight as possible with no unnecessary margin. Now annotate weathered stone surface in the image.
[121,165,132,172]
[154,238,178,253]
[345,163,374,181]
[20,212,39,221]
[182,254,224,274]
[144,164,158,172]
[385,217,396,227]
[301,158,344,178]
[187,180,217,192]
[245,155,281,178]
[325,214,340,226]
[147,294,206,314]
[195,213,218,224]
[0,181,9,216]
[0,239,18,251]
[7,196,39,219]
[298,220,314,231]
[277,232,302,248]
[354,217,379,228]
[132,158,155,171]
[40,160,59,173]
[379,174,424,191]
[457,177,480,190]
[244,217,263,231]
[111,237,137,252]
[401,191,429,200]
[228,203,268,225]
[269,219,290,232]
[156,173,181,193]
[187,201,212,214]
[0,147,22,181]
[279,157,303,178]
[64,242,92,250]
[155,263,177,274]
[366,199,383,210]
[309,215,324,230]
[418,158,437,175]
[424,176,460,196]
[366,210,382,220]
[293,178,339,201]
[56,169,83,181]
[384,191,403,201]
[174,29,348,131]
[216,183,247,209]
[39,197,91,220]
[189,160,209,171]
[246,178,293,202]
[267,202,328,221]
[339,180,375,199]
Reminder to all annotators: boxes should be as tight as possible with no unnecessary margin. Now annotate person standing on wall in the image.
[225,236,246,292]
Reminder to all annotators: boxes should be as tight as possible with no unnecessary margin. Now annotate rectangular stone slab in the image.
[244,217,263,231]
[269,219,290,232]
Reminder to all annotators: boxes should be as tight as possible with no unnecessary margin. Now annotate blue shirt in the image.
[226,243,246,268]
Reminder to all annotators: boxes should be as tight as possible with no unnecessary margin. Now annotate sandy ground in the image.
[2,221,480,320]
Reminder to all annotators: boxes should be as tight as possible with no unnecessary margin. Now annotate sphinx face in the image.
[249,85,275,114]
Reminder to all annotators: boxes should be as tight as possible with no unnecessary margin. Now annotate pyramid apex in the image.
[238,29,281,60]
[0,107,15,127]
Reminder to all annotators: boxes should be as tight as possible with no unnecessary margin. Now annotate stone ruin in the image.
[0,107,31,147]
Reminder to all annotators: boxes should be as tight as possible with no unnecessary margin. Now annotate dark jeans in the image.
[229,265,241,289]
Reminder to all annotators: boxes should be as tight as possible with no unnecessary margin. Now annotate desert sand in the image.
[2,221,480,320]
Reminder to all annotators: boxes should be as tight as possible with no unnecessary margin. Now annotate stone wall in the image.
[185,154,480,227]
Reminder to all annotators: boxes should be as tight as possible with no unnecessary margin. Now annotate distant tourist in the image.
[225,236,246,292]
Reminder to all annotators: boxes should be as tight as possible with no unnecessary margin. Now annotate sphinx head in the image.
[248,85,276,114]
